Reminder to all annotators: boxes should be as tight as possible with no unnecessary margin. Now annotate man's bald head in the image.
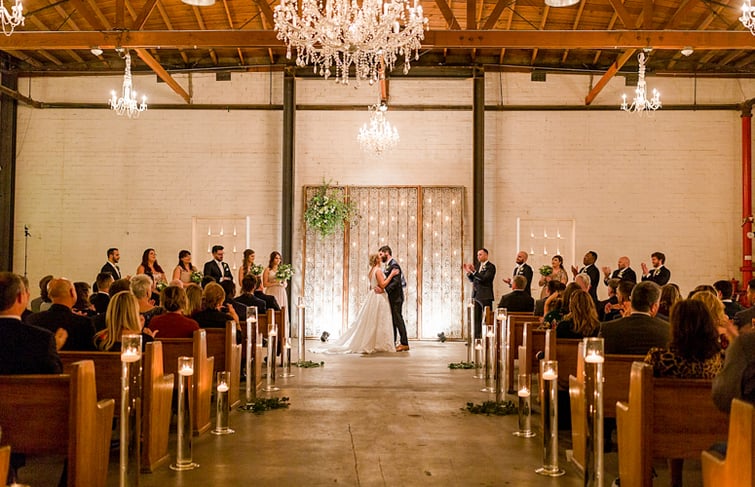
[48,278,76,308]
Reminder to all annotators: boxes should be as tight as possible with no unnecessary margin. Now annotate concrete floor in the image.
[19,341,705,486]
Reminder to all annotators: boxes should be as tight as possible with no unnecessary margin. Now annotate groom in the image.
[378,245,409,352]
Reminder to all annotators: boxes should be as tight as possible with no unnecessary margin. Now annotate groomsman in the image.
[572,250,600,305]
[641,252,671,286]
[503,251,533,297]
[203,245,234,283]
[100,248,122,280]
[601,256,637,286]
[464,248,496,339]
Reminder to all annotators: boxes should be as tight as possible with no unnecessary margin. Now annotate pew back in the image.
[205,321,242,407]
[701,398,755,487]
[60,350,122,414]
[506,313,536,392]
[141,341,174,472]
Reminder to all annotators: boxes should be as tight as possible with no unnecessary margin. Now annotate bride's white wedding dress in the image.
[312,269,395,354]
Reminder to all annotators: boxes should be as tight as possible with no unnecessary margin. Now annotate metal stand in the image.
[120,333,142,487]
[482,322,495,392]
[583,338,605,487]
[536,360,564,477]
[171,357,198,471]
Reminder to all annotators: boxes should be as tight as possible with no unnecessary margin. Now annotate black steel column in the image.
[0,56,18,272]
[282,72,295,308]
[472,68,485,254]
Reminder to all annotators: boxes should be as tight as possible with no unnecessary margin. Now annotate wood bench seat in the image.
[701,398,755,487]
[205,321,242,407]
[505,313,536,392]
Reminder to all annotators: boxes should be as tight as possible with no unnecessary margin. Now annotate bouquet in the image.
[155,281,168,292]
[250,263,264,276]
[190,271,203,284]
[304,180,359,237]
[276,264,294,282]
[539,265,553,277]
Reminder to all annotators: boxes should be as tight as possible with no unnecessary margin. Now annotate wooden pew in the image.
[205,321,242,407]
[141,341,174,472]
[258,307,287,366]
[0,445,9,486]
[555,338,582,391]
[616,362,729,487]
[159,329,215,435]
[59,350,122,415]
[0,360,114,487]
[701,398,755,487]
[522,323,556,377]
[505,313,536,392]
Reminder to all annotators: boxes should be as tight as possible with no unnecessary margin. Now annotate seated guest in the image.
[26,277,96,351]
[192,282,239,328]
[599,281,669,355]
[543,282,579,327]
[597,278,619,321]
[497,275,534,312]
[185,283,204,315]
[688,284,716,299]
[252,274,280,311]
[644,299,724,378]
[691,290,737,349]
[536,280,565,318]
[169,279,184,288]
[91,277,134,332]
[131,274,164,328]
[90,273,113,314]
[714,279,744,319]
[72,281,96,316]
[656,283,681,321]
[94,291,154,351]
[235,274,267,314]
[556,289,600,339]
[734,278,755,332]
[713,330,755,412]
[220,280,248,322]
[147,286,200,339]
[200,275,217,289]
[30,274,53,312]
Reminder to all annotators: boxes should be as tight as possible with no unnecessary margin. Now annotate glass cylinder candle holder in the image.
[244,306,258,405]
[212,371,234,435]
[583,337,605,486]
[297,296,306,364]
[120,332,142,487]
[171,356,198,471]
[473,339,483,379]
[496,307,509,394]
[466,298,475,363]
[514,373,536,438]
[536,360,564,477]
[280,336,294,378]
[121,332,141,363]
[493,316,504,403]
[264,323,279,392]
[481,325,495,393]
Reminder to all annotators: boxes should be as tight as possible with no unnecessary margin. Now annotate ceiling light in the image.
[742,0,755,34]
[0,0,24,36]
[620,51,661,114]
[181,0,215,6]
[680,46,694,57]
[544,0,580,7]
[90,47,103,56]
[109,50,148,119]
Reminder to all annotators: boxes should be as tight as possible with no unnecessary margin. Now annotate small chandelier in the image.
[0,0,24,36]
[621,51,661,114]
[742,0,755,34]
[358,102,399,155]
[109,50,148,119]
[274,0,428,85]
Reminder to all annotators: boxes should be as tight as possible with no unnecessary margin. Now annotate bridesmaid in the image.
[238,248,256,284]
[262,251,288,309]
[538,255,569,299]
[136,248,166,287]
[172,250,197,284]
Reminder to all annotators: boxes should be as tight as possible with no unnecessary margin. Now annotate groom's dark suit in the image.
[467,261,496,338]
[384,258,408,347]
[203,259,234,283]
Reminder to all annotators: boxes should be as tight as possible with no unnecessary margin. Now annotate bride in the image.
[313,254,398,354]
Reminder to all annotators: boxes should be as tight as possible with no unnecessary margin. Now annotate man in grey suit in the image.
[464,248,496,339]
[599,281,669,355]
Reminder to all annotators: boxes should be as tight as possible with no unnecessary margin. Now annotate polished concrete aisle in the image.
[137,341,584,487]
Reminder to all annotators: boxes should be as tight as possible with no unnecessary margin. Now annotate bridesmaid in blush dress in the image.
[263,251,288,309]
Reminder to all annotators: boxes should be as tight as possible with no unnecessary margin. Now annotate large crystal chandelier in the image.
[109,50,148,119]
[0,0,24,36]
[621,51,661,114]
[274,0,428,84]
[358,102,399,155]
[742,0,755,34]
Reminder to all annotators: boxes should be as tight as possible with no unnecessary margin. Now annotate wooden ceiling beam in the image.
[116,0,125,29]
[435,0,461,30]
[562,0,587,63]
[252,0,275,27]
[134,48,191,103]
[584,48,636,105]
[155,0,189,64]
[67,0,106,30]
[481,0,510,30]
[467,0,476,30]
[0,30,752,50]
[86,0,113,29]
[643,0,653,29]
[606,0,637,29]
[133,0,158,30]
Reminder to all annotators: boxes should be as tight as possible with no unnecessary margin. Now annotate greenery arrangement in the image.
[250,263,264,276]
[465,400,517,416]
[276,263,295,281]
[190,271,203,284]
[304,181,358,237]
[437,332,447,343]
[539,264,553,276]
[448,361,476,369]
[295,360,325,368]
[155,281,168,292]
[238,397,290,414]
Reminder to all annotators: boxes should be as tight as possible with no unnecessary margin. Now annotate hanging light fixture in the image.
[181,0,215,5]
[620,51,661,114]
[544,0,580,7]
[0,0,24,36]
[358,102,399,155]
[742,0,755,34]
[109,50,148,119]
[274,0,428,85]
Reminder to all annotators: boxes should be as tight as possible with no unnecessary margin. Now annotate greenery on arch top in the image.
[304,181,359,238]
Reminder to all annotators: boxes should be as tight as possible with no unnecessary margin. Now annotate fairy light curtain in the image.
[516,218,577,284]
[192,217,249,273]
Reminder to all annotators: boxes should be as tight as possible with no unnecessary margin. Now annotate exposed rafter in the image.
[134,48,191,103]
[584,49,636,105]
[435,0,461,30]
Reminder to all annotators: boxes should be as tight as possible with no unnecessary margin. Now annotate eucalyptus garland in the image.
[465,400,517,416]
[238,397,290,414]
[448,361,476,369]
[304,181,358,237]
[295,360,325,368]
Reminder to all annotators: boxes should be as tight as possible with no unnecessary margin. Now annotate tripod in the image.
[23,225,30,277]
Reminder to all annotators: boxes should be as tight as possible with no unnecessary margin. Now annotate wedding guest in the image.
[714,279,744,319]
[641,251,671,286]
[713,330,755,412]
[597,278,619,321]
[90,273,113,313]
[18,276,32,322]
[192,282,239,328]
[185,283,204,316]
[556,289,600,339]
[238,249,258,285]
[263,251,289,309]
[100,247,122,281]
[253,274,280,311]
[30,274,53,312]
[601,256,637,286]
[72,281,96,316]
[734,278,755,331]
[220,280,248,322]
[94,291,154,351]
[172,250,198,284]
[26,278,96,351]
[644,299,723,378]
[497,275,534,312]
[657,283,682,321]
[91,278,133,332]
[463,248,496,339]
[503,251,533,297]
[149,286,200,339]
[170,279,184,288]
[136,248,167,289]
[201,275,216,289]
[537,255,568,299]
[604,280,636,321]
[691,290,737,349]
[571,251,600,305]
[203,245,233,283]
[131,274,164,328]
[544,282,579,327]
[536,280,566,318]
[235,274,267,313]
[599,281,668,355]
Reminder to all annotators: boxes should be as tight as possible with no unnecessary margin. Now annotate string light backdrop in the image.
[302,186,464,339]
[516,218,576,294]
[192,217,249,273]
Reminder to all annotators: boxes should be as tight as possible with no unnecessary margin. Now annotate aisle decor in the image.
[295,360,325,368]
[239,397,291,414]
[437,332,447,342]
[304,181,358,237]
[465,400,517,416]
[276,263,295,282]
[448,361,476,369]
[539,264,553,277]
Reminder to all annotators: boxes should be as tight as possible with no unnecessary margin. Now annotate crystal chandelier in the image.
[742,0,755,34]
[358,102,399,155]
[621,52,661,114]
[274,0,428,85]
[109,50,148,119]
[0,0,24,36]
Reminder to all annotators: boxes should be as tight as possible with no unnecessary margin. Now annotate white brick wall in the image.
[11,71,755,303]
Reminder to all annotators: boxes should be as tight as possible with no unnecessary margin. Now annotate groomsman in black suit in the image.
[100,248,122,280]
[464,248,496,339]
[601,256,637,286]
[714,280,744,319]
[203,245,234,283]
[503,251,533,297]
[572,250,601,305]
[641,252,671,286]
[379,245,409,352]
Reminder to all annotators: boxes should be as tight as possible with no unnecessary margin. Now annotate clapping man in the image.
[641,252,671,286]
[572,251,600,305]
[464,248,496,339]
[601,256,637,286]
[503,251,533,297]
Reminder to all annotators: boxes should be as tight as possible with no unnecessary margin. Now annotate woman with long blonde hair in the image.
[94,291,153,351]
